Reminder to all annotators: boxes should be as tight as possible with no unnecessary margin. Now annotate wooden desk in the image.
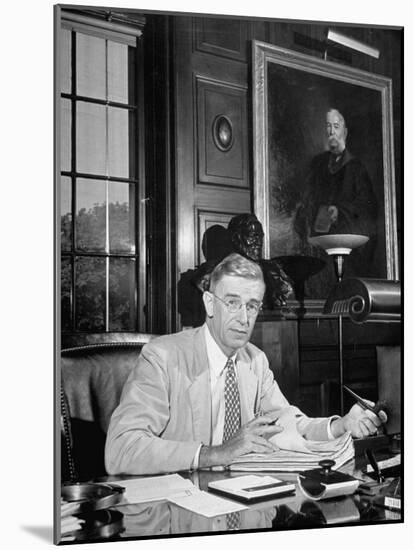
[61,456,402,544]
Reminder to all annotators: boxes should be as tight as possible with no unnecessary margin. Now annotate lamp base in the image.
[334,255,345,282]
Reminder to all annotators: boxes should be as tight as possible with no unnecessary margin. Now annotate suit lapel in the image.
[186,328,259,441]
[187,328,212,444]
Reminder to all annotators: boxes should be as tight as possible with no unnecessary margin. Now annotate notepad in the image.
[208,475,295,502]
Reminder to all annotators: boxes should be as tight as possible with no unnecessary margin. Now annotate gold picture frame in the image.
[253,40,399,309]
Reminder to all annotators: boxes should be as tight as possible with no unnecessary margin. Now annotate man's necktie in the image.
[226,511,241,530]
[223,358,241,443]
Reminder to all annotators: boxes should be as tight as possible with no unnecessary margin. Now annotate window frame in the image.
[57,9,147,334]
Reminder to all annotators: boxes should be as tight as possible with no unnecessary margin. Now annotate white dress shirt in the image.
[191,324,338,468]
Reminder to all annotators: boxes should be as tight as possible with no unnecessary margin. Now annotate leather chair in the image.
[60,333,156,482]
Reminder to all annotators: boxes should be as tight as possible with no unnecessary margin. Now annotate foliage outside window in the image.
[59,14,145,333]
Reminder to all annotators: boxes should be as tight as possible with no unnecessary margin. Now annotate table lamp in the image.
[308,234,369,415]
[308,234,369,281]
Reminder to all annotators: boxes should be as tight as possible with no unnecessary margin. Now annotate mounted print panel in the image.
[196,77,249,188]
[193,16,249,61]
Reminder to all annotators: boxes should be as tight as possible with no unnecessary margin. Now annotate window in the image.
[59,12,146,333]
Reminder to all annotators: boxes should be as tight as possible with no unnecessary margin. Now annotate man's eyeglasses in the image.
[210,292,262,316]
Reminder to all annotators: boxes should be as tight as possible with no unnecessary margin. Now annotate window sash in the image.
[59,13,146,333]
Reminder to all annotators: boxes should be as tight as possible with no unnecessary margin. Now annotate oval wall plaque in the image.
[212,115,234,152]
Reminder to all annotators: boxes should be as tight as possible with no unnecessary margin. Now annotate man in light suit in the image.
[105,253,383,475]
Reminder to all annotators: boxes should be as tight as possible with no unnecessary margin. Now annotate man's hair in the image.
[209,253,264,291]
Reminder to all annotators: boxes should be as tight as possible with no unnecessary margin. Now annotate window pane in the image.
[75,257,106,331]
[109,182,136,253]
[61,98,71,172]
[60,28,71,93]
[108,107,129,178]
[108,41,129,104]
[109,258,136,331]
[61,256,72,332]
[76,33,106,100]
[76,101,106,175]
[61,176,72,251]
[76,178,106,252]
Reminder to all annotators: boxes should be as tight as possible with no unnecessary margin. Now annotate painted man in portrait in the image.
[296,108,378,240]
[295,108,378,286]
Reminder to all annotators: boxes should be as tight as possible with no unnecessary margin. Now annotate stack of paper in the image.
[110,473,196,504]
[229,432,354,472]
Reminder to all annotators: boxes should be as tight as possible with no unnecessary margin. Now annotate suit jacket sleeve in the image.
[105,344,200,475]
[257,353,334,441]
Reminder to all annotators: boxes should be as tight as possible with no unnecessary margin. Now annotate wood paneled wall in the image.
[172,16,402,317]
[173,17,263,331]
[170,15,402,416]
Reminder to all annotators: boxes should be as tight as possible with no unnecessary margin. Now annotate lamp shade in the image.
[308,234,369,255]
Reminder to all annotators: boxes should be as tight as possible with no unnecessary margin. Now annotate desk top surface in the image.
[61,452,402,544]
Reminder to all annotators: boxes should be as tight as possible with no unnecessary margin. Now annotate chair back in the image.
[61,332,155,481]
[376,345,401,436]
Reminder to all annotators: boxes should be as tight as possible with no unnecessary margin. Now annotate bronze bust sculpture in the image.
[179,213,325,326]
[227,214,293,309]
[192,214,293,309]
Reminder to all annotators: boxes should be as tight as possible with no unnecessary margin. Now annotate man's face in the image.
[326,110,347,154]
[239,221,264,261]
[203,275,265,356]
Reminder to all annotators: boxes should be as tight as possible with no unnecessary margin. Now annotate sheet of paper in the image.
[230,431,355,472]
[110,473,197,504]
[268,407,311,453]
[268,409,352,455]
[168,489,247,517]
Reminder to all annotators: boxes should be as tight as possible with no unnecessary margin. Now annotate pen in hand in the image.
[343,385,387,422]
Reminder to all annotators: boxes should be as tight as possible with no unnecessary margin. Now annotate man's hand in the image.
[331,401,387,439]
[199,414,283,468]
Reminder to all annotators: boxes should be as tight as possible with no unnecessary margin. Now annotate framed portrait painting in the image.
[253,41,399,308]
